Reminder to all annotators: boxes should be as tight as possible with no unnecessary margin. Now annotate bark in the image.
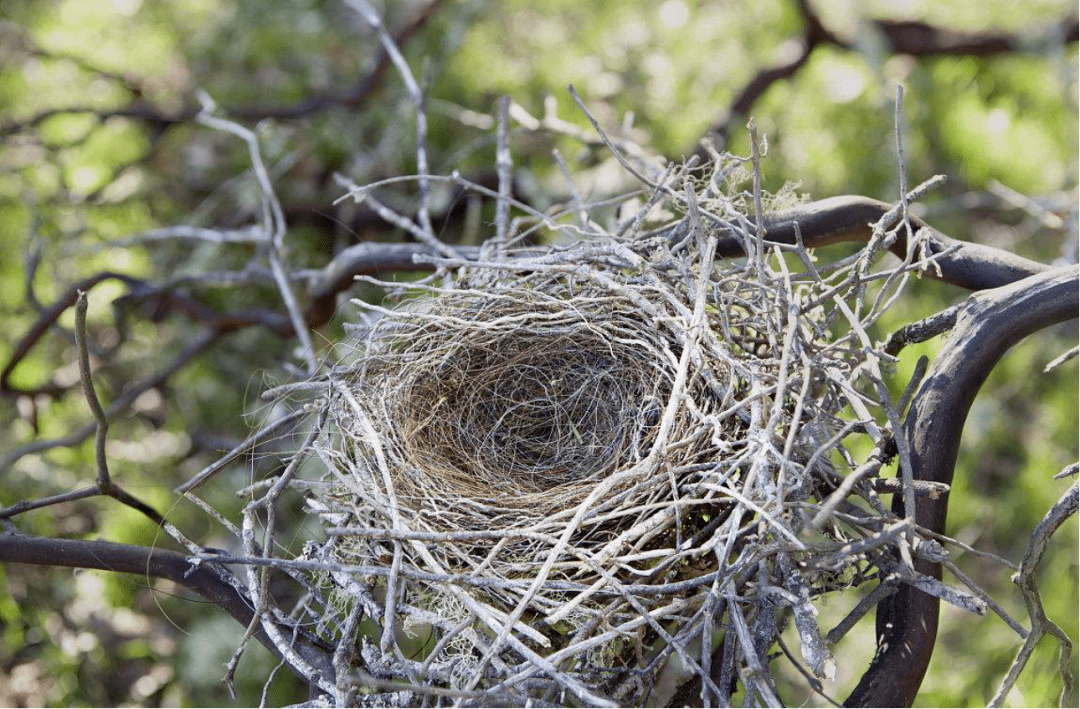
[0,532,336,689]
[845,265,1079,707]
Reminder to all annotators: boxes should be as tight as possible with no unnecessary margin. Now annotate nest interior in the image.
[323,253,764,528]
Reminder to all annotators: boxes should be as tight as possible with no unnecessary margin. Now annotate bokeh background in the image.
[0,0,1076,705]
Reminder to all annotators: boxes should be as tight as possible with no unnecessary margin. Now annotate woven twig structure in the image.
[253,151,946,706]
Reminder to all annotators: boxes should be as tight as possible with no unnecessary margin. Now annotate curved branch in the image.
[873,14,1078,56]
[305,195,1054,326]
[757,196,1053,290]
[304,242,480,327]
[1,272,289,400]
[0,532,336,689]
[694,0,840,153]
[3,194,1050,400]
[0,329,220,472]
[845,264,1079,707]
[694,0,1078,152]
[1,272,141,396]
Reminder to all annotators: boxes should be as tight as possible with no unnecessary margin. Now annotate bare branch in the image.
[74,292,110,486]
[990,479,1078,706]
[0,532,335,689]
[846,265,1079,707]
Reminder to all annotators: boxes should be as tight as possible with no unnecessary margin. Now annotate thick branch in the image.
[4,194,1050,404]
[305,242,480,326]
[0,532,335,689]
[757,196,1053,290]
[873,14,1079,56]
[307,194,1056,329]
[845,264,1079,707]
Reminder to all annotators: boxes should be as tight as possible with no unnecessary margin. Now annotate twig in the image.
[344,0,448,255]
[1044,344,1079,372]
[195,92,318,375]
[568,85,663,190]
[493,95,513,257]
[939,558,1027,638]
[896,354,929,415]
[175,408,310,494]
[989,481,1078,707]
[780,554,836,680]
[1,292,174,527]
[74,292,110,486]
[895,86,910,231]
[826,581,898,645]
[1053,462,1079,481]
[810,458,883,530]
[552,148,591,233]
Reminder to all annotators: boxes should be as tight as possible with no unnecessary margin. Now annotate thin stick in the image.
[75,291,110,486]
[175,408,309,494]
[345,0,446,253]
[568,85,662,190]
[494,95,513,257]
[196,93,318,375]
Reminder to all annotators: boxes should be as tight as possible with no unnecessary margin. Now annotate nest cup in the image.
[307,229,817,628]
[304,209,854,700]
[321,261,754,535]
[397,317,665,495]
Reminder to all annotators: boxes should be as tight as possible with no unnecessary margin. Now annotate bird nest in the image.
[283,166,907,704]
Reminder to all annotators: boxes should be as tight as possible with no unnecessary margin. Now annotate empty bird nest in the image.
[258,156,943,706]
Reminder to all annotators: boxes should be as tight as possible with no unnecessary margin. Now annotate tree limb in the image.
[845,264,1079,707]
[4,194,1046,401]
[757,195,1053,290]
[0,532,336,691]
[307,193,1059,329]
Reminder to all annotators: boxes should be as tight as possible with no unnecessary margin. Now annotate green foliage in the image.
[0,0,1076,706]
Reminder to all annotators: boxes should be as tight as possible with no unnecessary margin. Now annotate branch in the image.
[308,191,1059,330]
[4,193,1051,403]
[990,479,1078,706]
[0,0,450,135]
[1,273,289,399]
[0,532,335,690]
[1,272,141,397]
[845,264,1079,707]
[70,291,168,527]
[304,242,480,326]
[873,13,1079,56]
[650,194,1053,291]
[0,329,219,473]
[695,0,1079,152]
